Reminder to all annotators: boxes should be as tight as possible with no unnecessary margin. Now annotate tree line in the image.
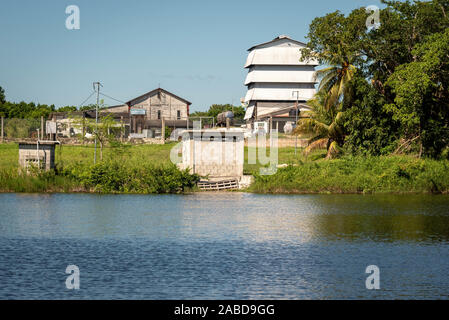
[0,86,97,119]
[0,86,244,123]
[296,0,449,159]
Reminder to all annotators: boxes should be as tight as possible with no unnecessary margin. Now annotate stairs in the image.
[197,178,239,191]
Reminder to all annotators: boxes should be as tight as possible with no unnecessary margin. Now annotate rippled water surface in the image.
[0,193,448,299]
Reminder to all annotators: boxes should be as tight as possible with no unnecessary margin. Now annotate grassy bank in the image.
[0,162,200,194]
[249,155,449,194]
[1,143,449,194]
[0,143,199,193]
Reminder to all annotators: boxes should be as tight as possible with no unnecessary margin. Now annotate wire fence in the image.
[0,116,242,143]
[0,117,126,142]
[2,118,42,140]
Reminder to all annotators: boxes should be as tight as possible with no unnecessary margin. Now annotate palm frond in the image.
[295,118,329,137]
[325,141,342,159]
[304,138,329,156]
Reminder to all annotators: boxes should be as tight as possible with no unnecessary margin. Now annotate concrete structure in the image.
[243,35,318,131]
[18,141,59,171]
[178,129,244,180]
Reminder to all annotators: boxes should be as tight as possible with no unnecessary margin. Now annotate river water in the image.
[0,193,448,299]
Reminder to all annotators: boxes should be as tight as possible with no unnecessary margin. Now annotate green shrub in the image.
[248,156,449,194]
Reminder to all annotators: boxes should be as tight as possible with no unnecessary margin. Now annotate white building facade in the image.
[243,35,318,127]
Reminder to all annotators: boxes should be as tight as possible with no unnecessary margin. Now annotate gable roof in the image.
[126,88,192,105]
[247,35,307,52]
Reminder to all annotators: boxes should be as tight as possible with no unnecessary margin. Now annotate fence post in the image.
[40,116,44,140]
[161,117,165,144]
[82,113,85,145]
[121,116,124,142]
[1,116,3,143]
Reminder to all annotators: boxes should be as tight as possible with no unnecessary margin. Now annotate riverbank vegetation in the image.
[0,143,199,193]
[1,143,448,194]
[249,155,449,194]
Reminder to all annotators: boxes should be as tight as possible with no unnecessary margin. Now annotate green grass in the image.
[0,142,174,168]
[0,142,197,193]
[248,155,449,194]
[2,142,449,194]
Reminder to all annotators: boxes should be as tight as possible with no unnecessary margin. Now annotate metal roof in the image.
[244,47,318,68]
[126,88,192,106]
[247,35,307,52]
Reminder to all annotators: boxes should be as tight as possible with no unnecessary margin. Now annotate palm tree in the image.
[294,49,356,159]
[294,91,345,159]
[316,57,356,111]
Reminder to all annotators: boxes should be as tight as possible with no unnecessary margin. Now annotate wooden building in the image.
[47,88,192,139]
[102,87,192,136]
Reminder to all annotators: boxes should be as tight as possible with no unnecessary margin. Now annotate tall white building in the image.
[243,35,318,127]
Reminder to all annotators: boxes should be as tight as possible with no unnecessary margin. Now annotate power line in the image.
[99,92,126,105]
[78,91,96,108]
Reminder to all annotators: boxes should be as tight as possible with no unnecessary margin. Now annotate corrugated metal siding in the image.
[245,47,318,68]
[245,65,317,85]
[245,82,316,102]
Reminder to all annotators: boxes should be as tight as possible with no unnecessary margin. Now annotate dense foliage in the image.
[250,156,449,194]
[0,98,56,119]
[0,160,200,194]
[301,0,449,158]
[60,161,200,193]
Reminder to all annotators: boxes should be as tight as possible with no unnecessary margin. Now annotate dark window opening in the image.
[157,110,161,120]
[177,110,181,120]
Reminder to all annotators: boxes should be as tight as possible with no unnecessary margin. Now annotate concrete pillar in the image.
[161,117,165,144]
[226,117,230,129]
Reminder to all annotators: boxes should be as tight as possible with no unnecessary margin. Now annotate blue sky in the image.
[0,0,384,112]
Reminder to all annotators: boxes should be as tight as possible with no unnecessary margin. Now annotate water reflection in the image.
[1,193,449,243]
[0,193,449,299]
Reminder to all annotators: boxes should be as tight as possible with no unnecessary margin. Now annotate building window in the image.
[157,110,161,120]
[177,110,181,120]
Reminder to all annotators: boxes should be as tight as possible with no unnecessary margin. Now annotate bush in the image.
[248,156,449,194]
[61,161,200,193]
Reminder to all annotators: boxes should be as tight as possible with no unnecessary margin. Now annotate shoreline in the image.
[1,189,448,195]
[2,143,449,195]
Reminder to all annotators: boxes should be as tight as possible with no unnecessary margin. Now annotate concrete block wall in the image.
[180,132,244,178]
[18,143,56,171]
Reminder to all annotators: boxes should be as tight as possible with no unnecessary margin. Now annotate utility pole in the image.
[93,82,102,164]
[292,91,300,156]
